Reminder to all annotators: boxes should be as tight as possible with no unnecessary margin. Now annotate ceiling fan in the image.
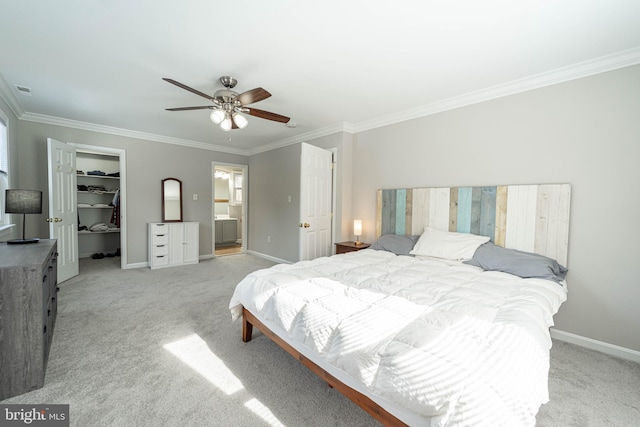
[163,76,290,131]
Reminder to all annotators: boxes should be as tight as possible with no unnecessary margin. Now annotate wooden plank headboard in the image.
[376,184,571,266]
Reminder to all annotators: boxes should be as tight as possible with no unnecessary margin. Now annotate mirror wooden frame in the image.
[162,178,183,222]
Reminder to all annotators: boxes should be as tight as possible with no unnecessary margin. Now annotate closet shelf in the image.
[78,230,120,235]
[77,191,117,194]
[77,174,119,180]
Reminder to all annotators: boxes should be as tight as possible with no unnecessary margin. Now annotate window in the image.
[0,110,10,229]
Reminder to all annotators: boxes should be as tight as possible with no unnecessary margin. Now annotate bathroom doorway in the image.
[212,162,247,256]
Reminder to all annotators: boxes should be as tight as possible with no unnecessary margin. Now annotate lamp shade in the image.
[233,113,248,129]
[210,109,225,125]
[220,116,233,132]
[353,219,362,236]
[5,189,42,214]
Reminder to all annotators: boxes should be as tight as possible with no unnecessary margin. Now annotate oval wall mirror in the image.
[162,178,183,222]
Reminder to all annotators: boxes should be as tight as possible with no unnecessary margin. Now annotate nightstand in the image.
[335,241,371,254]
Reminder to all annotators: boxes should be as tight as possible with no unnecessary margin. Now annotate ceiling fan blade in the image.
[166,106,214,111]
[246,107,290,123]
[163,78,216,101]
[236,88,271,105]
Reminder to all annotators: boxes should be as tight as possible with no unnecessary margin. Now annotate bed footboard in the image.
[241,307,408,427]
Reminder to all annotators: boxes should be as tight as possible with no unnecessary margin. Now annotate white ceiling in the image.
[1,0,639,155]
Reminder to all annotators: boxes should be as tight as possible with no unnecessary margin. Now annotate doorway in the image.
[70,143,127,270]
[47,139,127,283]
[212,162,247,256]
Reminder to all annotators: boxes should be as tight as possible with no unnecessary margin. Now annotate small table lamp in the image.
[353,219,362,245]
[5,189,42,244]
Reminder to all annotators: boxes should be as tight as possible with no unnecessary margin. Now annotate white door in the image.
[47,138,79,282]
[299,143,333,261]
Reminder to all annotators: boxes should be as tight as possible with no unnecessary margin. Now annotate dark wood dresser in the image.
[0,239,58,400]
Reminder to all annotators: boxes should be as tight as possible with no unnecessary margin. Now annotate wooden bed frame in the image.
[241,307,409,427]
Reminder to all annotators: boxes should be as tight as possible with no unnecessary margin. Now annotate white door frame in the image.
[69,143,127,269]
[211,162,248,256]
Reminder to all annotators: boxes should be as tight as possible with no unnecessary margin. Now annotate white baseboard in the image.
[199,254,214,261]
[550,328,640,364]
[246,250,292,265]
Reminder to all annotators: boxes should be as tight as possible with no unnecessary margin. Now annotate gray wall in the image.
[248,144,300,262]
[351,64,640,352]
[16,121,246,264]
[248,133,354,262]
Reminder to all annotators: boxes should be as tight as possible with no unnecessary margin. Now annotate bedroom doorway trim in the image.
[211,162,248,257]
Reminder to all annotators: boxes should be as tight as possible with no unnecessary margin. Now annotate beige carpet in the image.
[2,254,639,426]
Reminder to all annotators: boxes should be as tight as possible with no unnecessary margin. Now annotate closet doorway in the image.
[71,143,127,270]
[47,140,126,283]
[212,162,247,256]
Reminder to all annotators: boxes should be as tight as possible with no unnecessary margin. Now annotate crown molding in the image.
[0,74,25,119]
[19,112,249,156]
[353,47,640,133]
[246,122,355,156]
[4,47,639,155]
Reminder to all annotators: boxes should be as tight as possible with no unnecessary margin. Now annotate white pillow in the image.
[409,227,490,260]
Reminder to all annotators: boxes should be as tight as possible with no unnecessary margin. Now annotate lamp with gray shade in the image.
[5,189,42,244]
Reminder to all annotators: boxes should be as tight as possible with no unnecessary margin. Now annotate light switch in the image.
[193,194,198,200]
[288,195,292,203]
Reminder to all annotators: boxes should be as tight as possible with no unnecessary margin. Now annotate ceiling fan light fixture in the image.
[233,113,248,129]
[210,109,225,125]
[220,116,233,132]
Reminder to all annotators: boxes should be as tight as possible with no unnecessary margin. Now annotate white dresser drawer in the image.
[152,233,169,245]
[152,244,168,256]
[151,254,169,267]
[150,223,169,234]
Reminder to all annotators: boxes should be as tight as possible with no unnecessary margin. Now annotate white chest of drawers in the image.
[148,222,199,269]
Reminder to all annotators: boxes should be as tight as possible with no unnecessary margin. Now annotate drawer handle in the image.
[156,245,165,248]
[156,255,165,258]
[43,325,47,334]
[48,309,51,316]
[43,275,47,282]
[52,297,56,302]
[56,287,60,292]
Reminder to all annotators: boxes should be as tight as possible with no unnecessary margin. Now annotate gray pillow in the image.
[464,242,568,283]
[370,234,420,256]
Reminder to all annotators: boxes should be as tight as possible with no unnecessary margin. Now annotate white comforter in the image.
[229,249,567,426]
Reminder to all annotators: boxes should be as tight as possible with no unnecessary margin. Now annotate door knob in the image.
[47,218,63,222]
[298,222,310,228]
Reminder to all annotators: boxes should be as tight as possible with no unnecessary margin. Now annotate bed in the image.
[229,184,571,426]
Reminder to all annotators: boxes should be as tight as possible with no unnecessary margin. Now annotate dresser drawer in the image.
[151,253,169,267]
[150,223,169,234]
[152,244,168,256]
[152,233,169,245]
